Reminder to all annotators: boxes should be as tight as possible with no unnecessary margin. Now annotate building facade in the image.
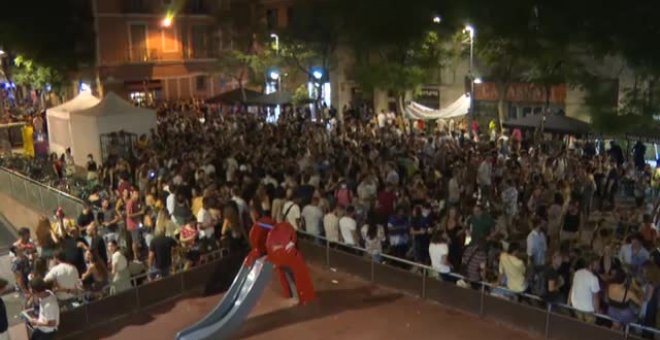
[93,0,235,101]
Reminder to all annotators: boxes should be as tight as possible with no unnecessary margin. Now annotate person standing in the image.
[126,189,144,261]
[107,240,131,295]
[568,255,601,323]
[148,226,177,279]
[301,197,324,237]
[323,205,341,243]
[339,206,358,247]
[86,154,98,182]
[26,277,59,340]
[387,207,410,259]
[526,218,547,267]
[0,279,9,340]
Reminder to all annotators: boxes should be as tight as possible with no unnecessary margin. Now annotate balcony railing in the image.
[127,48,218,63]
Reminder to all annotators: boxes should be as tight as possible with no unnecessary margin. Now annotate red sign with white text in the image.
[473,82,566,104]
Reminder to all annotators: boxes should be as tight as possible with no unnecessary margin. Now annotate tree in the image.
[279,0,343,107]
[332,0,448,114]
[10,55,64,107]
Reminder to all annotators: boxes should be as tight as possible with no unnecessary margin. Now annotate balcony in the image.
[126,48,218,63]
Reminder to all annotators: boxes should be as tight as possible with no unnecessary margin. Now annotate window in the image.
[216,28,232,51]
[196,76,207,91]
[287,6,293,27]
[162,27,177,52]
[180,26,189,57]
[129,23,148,61]
[266,9,278,30]
[191,26,208,58]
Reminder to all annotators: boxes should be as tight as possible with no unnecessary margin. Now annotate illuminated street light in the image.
[474,77,482,84]
[269,70,280,80]
[270,33,279,53]
[312,70,323,80]
[464,25,475,39]
[432,15,442,24]
[161,13,174,27]
[0,50,5,56]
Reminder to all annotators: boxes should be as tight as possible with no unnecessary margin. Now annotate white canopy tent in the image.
[405,94,470,120]
[46,92,101,158]
[67,92,157,166]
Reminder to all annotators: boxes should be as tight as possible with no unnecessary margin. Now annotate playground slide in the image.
[175,260,252,339]
[176,256,274,340]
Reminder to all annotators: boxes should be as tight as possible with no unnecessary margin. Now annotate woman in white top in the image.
[360,218,385,263]
[108,240,131,295]
[429,231,452,281]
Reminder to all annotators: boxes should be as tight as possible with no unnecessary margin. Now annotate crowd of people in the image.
[7,101,660,338]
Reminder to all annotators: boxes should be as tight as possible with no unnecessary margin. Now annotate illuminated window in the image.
[162,27,177,52]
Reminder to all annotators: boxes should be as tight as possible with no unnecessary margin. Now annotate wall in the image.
[0,193,41,233]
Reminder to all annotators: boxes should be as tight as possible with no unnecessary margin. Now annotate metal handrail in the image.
[0,166,85,204]
[296,228,658,335]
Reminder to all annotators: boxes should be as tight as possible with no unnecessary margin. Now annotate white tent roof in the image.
[406,94,470,120]
[48,91,100,113]
[74,92,153,117]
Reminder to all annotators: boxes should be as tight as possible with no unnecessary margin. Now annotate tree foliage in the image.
[11,55,64,93]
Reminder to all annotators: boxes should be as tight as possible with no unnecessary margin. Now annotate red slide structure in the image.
[245,217,317,304]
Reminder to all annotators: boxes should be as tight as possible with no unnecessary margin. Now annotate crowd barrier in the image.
[3,167,660,339]
[295,231,660,340]
[57,250,245,339]
[0,167,84,218]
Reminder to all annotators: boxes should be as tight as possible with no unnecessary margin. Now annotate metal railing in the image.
[57,253,243,339]
[0,167,85,218]
[294,230,658,340]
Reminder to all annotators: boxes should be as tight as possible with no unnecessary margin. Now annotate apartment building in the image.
[93,0,233,101]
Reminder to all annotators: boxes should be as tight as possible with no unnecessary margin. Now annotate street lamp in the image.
[432,15,442,24]
[464,25,475,74]
[161,12,174,27]
[270,33,279,53]
[463,24,477,136]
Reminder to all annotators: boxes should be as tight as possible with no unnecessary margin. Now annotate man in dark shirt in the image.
[82,223,107,264]
[148,229,177,279]
[76,204,95,230]
[60,227,86,275]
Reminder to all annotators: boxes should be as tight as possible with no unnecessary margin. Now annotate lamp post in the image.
[269,33,281,92]
[464,25,476,137]
[269,33,281,119]
[270,33,279,53]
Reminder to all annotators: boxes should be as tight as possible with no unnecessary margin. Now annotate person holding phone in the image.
[26,277,59,340]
